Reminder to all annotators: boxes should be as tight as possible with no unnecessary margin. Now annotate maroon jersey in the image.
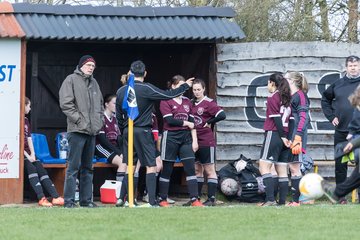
[24,117,31,155]
[263,91,291,132]
[98,113,121,146]
[160,96,193,131]
[192,96,224,147]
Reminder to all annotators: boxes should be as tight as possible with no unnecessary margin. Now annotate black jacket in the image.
[116,80,190,129]
[348,109,360,135]
[321,75,360,132]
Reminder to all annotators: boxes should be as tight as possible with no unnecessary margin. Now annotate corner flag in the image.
[121,73,138,208]
[122,73,139,120]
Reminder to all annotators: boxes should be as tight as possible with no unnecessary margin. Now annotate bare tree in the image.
[348,0,358,42]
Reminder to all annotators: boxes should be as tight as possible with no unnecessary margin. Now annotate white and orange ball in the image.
[299,173,324,200]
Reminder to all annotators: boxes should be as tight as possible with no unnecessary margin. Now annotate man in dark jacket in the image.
[321,55,360,202]
[59,55,103,208]
[116,60,193,207]
[323,85,360,203]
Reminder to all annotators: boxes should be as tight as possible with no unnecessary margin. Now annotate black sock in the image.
[119,174,128,201]
[40,175,59,198]
[272,175,279,200]
[197,177,204,197]
[134,172,139,200]
[262,173,275,202]
[28,174,45,200]
[291,176,301,203]
[278,177,289,205]
[155,172,160,196]
[146,173,157,205]
[186,176,198,199]
[158,176,170,200]
[207,178,218,201]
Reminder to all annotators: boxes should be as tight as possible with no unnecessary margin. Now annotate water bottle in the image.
[59,133,69,159]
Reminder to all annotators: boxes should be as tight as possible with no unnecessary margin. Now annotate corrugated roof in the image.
[0,2,25,38]
[12,3,244,42]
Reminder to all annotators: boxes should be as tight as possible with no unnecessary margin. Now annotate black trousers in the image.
[335,164,360,197]
[334,130,348,184]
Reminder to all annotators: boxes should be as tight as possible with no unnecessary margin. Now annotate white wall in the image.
[0,39,21,178]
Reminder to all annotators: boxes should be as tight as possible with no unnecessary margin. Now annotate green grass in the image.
[0,204,359,240]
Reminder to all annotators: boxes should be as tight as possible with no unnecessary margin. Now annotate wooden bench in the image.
[43,164,67,196]
[43,161,185,197]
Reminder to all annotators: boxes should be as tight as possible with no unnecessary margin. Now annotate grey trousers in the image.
[63,132,95,205]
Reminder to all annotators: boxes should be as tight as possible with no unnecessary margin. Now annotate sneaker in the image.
[80,202,98,208]
[38,197,53,207]
[261,201,278,207]
[338,197,347,205]
[203,199,216,206]
[286,201,301,207]
[64,202,77,208]
[191,199,204,207]
[138,203,159,208]
[167,197,176,204]
[299,194,315,205]
[116,199,125,207]
[321,180,338,204]
[159,200,170,207]
[182,200,193,207]
[142,193,149,203]
[300,199,315,205]
[52,197,64,206]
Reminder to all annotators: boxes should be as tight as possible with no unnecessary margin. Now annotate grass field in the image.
[0,202,359,240]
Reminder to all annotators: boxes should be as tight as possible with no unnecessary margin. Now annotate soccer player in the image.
[191,78,226,206]
[322,85,360,203]
[116,61,194,207]
[24,97,64,207]
[95,94,127,180]
[158,75,203,207]
[285,71,310,206]
[94,94,139,206]
[259,73,292,206]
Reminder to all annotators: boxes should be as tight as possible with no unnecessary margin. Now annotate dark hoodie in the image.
[321,75,360,132]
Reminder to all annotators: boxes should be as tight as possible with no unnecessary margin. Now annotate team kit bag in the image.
[218,154,265,203]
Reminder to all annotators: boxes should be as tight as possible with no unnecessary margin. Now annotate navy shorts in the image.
[122,127,156,167]
[160,130,195,162]
[260,131,289,164]
[195,146,215,165]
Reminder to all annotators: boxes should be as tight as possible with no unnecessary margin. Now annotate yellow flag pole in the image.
[128,119,134,208]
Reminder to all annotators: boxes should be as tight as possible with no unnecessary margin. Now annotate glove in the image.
[291,135,302,155]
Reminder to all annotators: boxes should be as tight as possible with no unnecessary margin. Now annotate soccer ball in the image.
[299,173,324,200]
[220,178,240,196]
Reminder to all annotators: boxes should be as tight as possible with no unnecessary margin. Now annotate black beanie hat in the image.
[78,55,96,69]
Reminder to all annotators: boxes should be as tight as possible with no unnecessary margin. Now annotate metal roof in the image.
[0,2,25,38]
[12,3,244,42]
